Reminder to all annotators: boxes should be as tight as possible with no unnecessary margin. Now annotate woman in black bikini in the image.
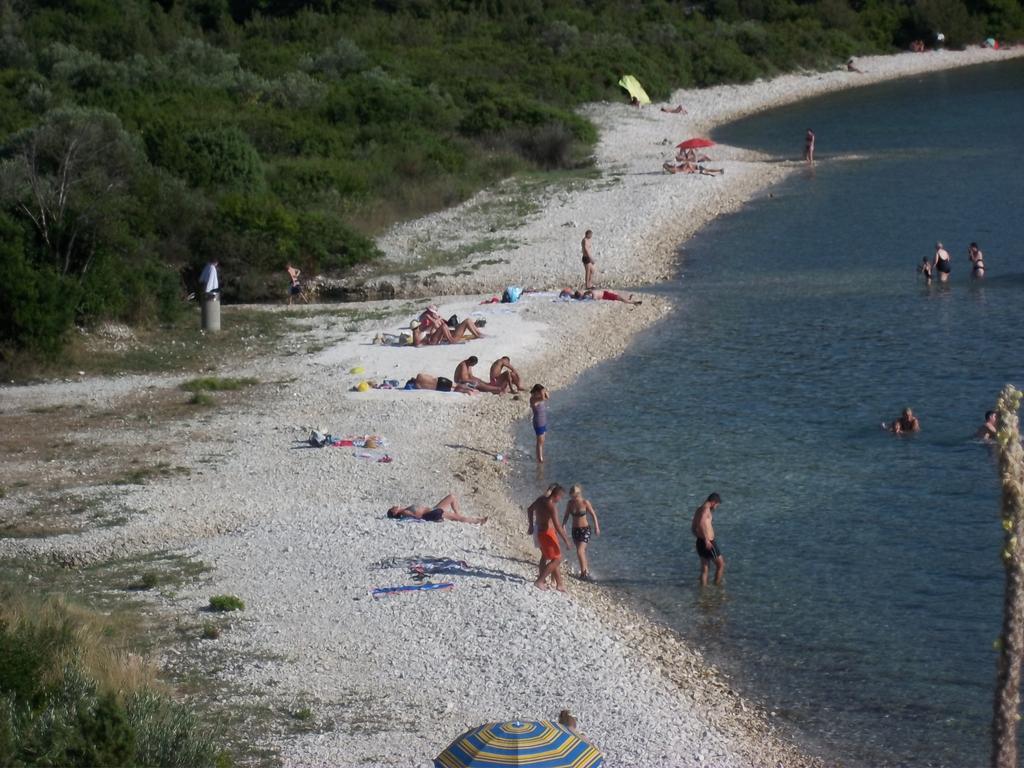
[968,242,985,278]
[561,484,601,581]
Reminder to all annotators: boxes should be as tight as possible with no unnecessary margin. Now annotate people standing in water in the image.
[562,484,601,581]
[527,484,570,591]
[691,493,724,586]
[933,242,952,282]
[976,410,998,440]
[530,384,549,463]
[968,242,985,278]
[886,407,921,434]
[918,257,933,282]
[581,229,596,290]
[804,129,815,165]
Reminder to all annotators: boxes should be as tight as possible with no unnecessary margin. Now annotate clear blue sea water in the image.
[525,60,1024,767]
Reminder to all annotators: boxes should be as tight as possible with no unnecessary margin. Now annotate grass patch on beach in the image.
[2,308,294,383]
[0,491,119,540]
[113,461,191,486]
[208,595,245,613]
[181,377,260,393]
[0,587,226,767]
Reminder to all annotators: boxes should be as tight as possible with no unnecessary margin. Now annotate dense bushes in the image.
[0,0,1019,356]
[0,592,223,767]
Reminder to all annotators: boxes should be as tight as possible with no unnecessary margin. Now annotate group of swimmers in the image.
[885,406,1001,441]
[918,241,986,282]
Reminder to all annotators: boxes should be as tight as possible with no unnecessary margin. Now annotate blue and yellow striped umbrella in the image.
[435,720,604,768]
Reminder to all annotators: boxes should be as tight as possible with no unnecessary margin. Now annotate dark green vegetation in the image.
[2,0,1021,359]
[207,595,245,612]
[0,590,225,767]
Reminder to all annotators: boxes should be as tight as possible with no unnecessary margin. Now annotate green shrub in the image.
[200,622,220,640]
[181,376,258,392]
[0,244,79,356]
[207,595,244,612]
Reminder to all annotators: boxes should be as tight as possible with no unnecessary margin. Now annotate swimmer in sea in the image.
[886,407,921,434]
[976,410,998,440]
[968,242,985,278]
[918,257,933,282]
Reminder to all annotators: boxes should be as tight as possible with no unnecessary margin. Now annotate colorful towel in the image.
[371,582,454,598]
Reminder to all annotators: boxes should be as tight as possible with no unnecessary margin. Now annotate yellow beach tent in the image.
[618,74,650,105]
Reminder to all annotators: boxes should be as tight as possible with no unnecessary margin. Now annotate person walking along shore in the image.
[527,484,570,591]
[691,492,724,586]
[562,484,601,581]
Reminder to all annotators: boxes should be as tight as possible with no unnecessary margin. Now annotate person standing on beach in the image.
[933,242,952,282]
[530,384,549,463]
[804,129,815,165]
[691,492,724,586]
[286,263,307,305]
[562,484,601,581]
[527,484,569,591]
[581,230,596,290]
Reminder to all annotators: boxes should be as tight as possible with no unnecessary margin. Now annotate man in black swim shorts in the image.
[385,494,488,525]
[691,492,724,586]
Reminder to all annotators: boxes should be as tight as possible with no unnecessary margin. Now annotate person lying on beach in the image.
[411,313,485,346]
[410,373,477,394]
[675,147,712,163]
[562,484,600,581]
[660,105,687,114]
[691,492,724,586]
[885,407,921,434]
[976,410,998,440]
[558,288,642,305]
[527,484,570,591]
[454,356,503,393]
[489,356,522,394]
[387,494,487,524]
[662,161,725,176]
[917,257,933,282]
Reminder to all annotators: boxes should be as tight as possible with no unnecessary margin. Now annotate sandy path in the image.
[1,47,1020,767]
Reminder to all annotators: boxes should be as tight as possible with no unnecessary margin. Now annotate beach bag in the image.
[501,286,523,303]
[308,430,329,447]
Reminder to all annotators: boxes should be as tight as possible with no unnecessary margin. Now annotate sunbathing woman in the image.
[387,494,487,524]
[663,161,724,176]
[675,147,712,164]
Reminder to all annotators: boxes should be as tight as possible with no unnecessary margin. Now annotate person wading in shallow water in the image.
[691,492,724,586]
[527,484,570,591]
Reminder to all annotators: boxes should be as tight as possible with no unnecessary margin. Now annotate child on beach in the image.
[530,384,549,463]
[562,484,601,581]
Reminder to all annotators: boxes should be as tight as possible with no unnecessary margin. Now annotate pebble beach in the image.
[1,47,1021,767]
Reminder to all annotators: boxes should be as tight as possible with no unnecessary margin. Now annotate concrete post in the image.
[200,292,221,332]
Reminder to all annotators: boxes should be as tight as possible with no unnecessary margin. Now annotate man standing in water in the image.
[691,492,724,586]
[804,129,815,165]
[581,229,596,290]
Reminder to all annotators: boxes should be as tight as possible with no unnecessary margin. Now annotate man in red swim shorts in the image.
[527,484,570,592]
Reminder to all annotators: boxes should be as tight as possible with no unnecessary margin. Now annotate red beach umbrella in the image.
[676,137,715,149]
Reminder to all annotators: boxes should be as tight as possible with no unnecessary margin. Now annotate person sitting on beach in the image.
[557,710,578,733]
[691,492,724,586]
[918,257,933,282]
[562,484,601,581]
[489,356,522,394]
[410,373,476,395]
[660,105,687,114]
[527,484,570,591]
[663,160,725,176]
[454,356,503,393]
[933,242,952,282]
[675,147,712,164]
[846,58,864,73]
[968,242,985,278]
[910,39,926,52]
[412,309,485,346]
[976,410,999,440]
[886,407,921,434]
[387,494,487,524]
